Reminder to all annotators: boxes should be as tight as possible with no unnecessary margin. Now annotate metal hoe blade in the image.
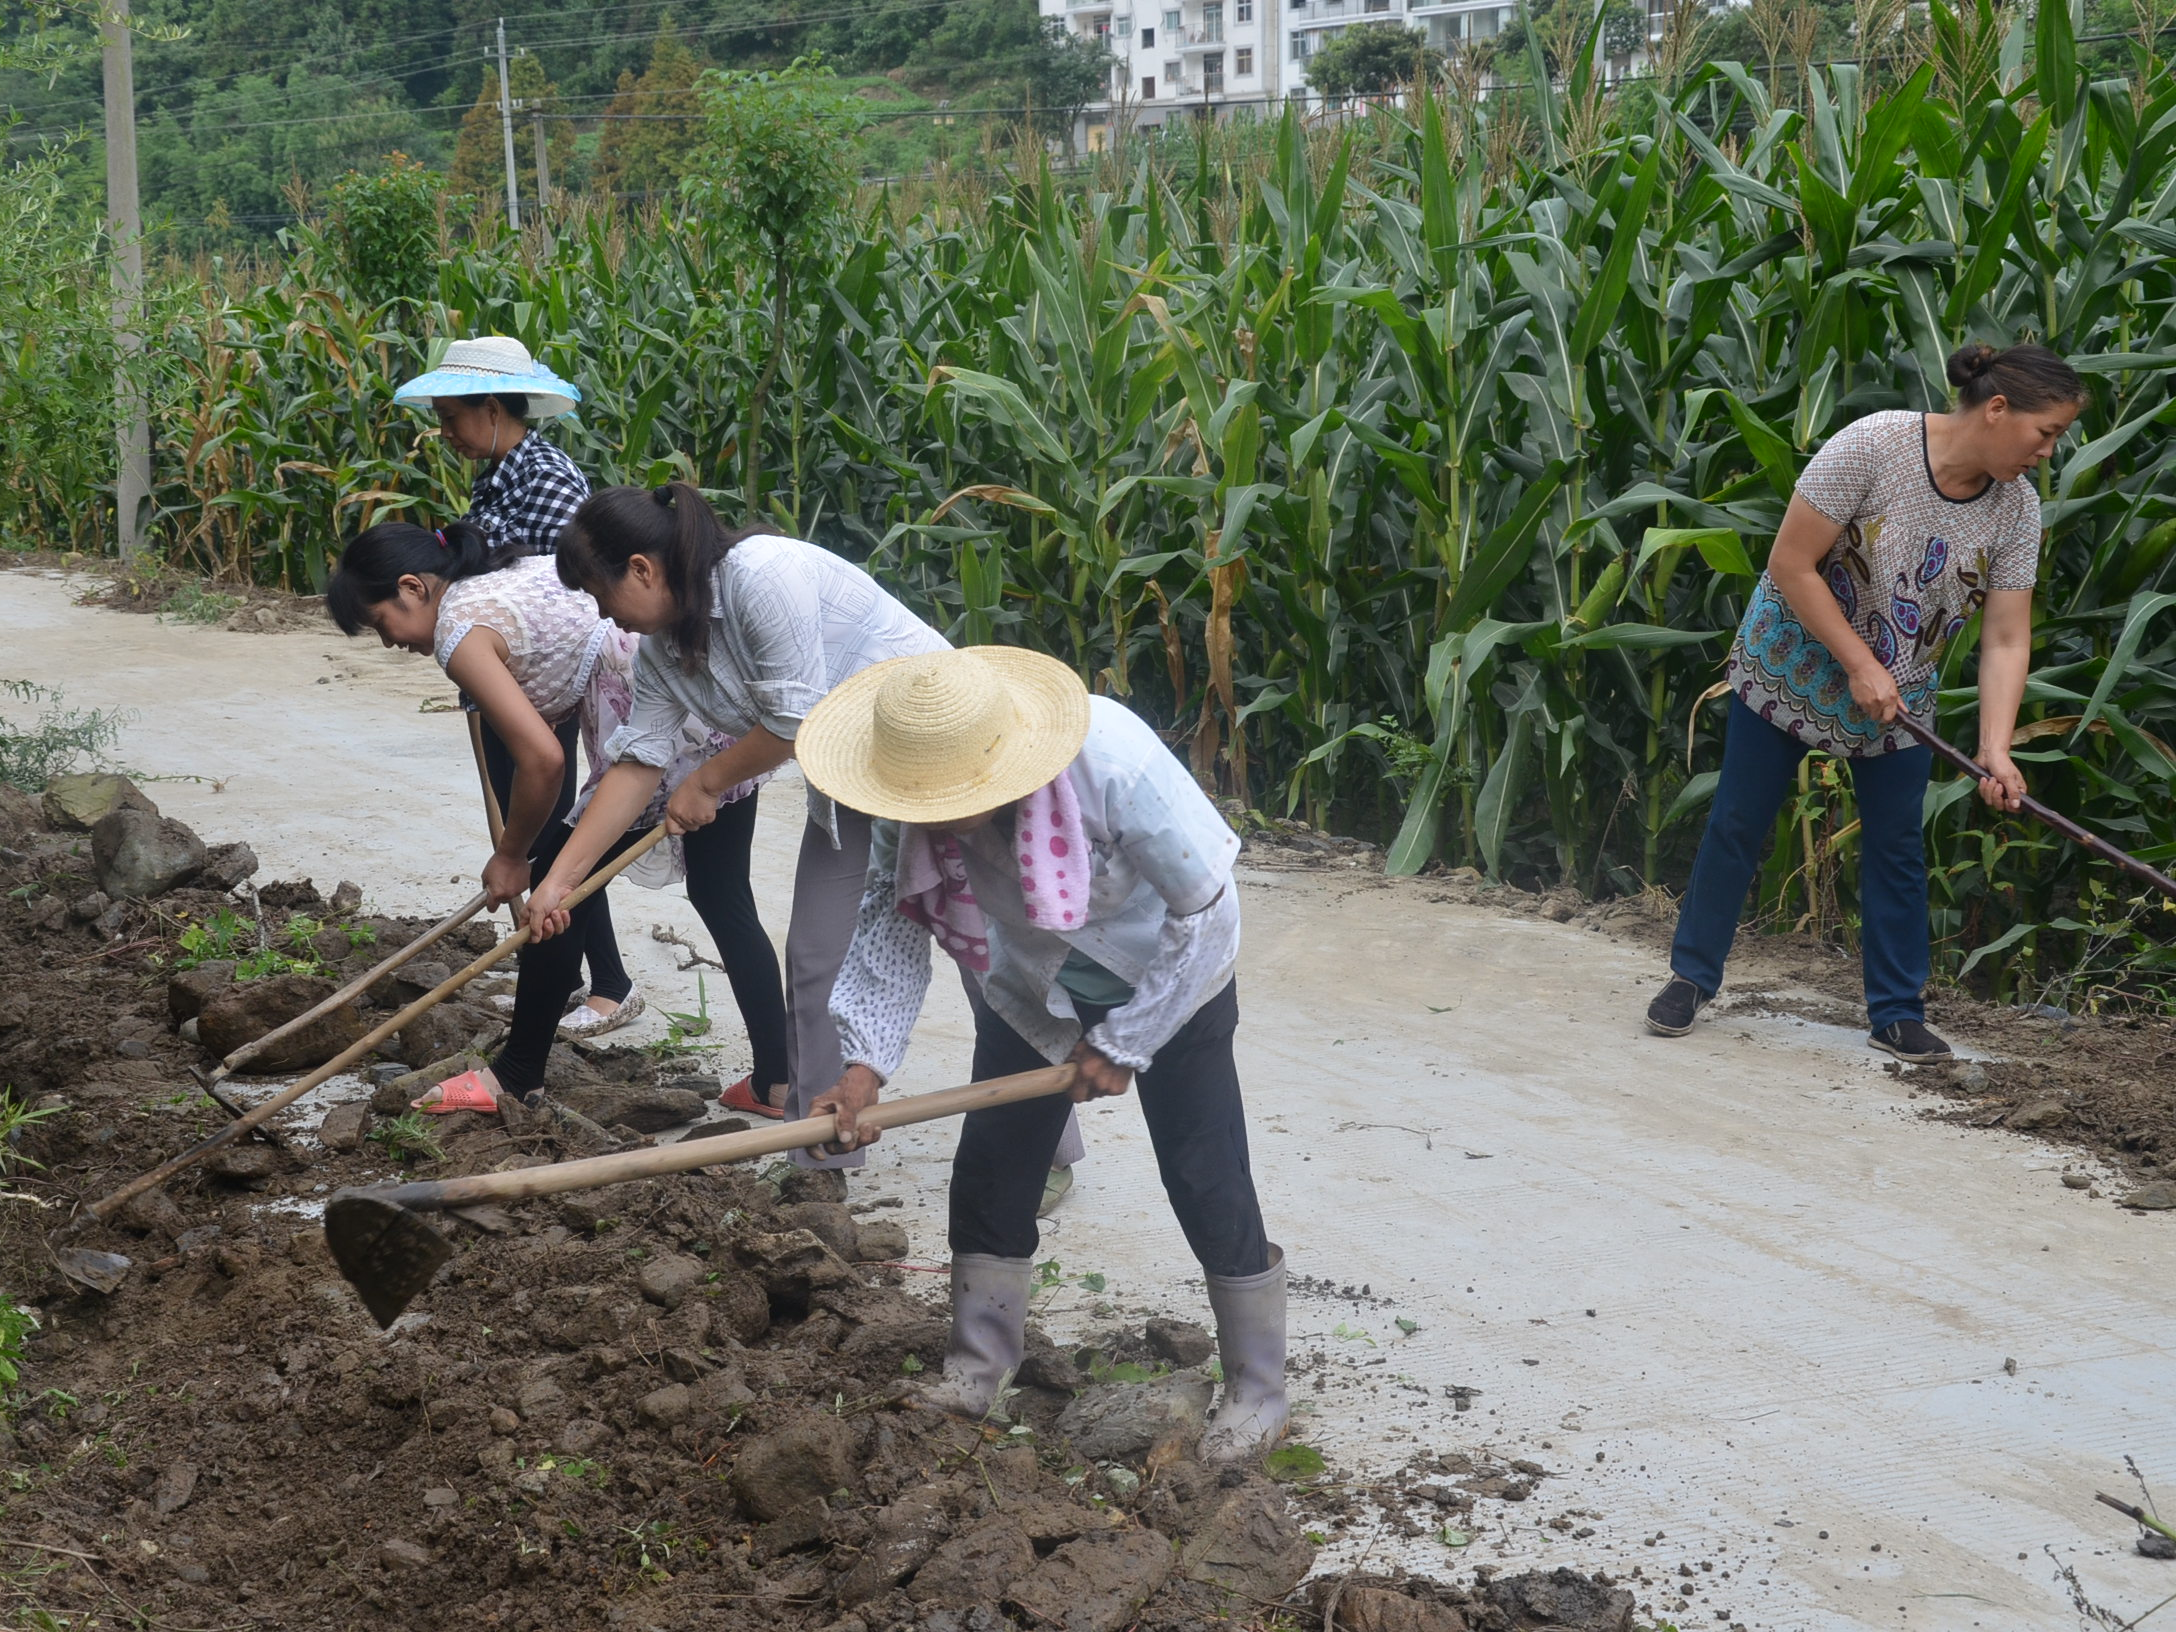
[326,1192,453,1329]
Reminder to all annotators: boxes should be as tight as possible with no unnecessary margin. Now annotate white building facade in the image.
[1045,0,1522,141]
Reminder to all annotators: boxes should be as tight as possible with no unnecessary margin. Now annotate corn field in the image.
[8,0,2176,1005]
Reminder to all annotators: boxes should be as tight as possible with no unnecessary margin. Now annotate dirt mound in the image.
[0,796,1634,1630]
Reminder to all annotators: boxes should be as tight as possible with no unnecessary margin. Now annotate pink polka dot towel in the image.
[894,771,1087,971]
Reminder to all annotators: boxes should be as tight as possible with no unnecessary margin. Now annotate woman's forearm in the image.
[540,761,663,891]
[496,751,565,861]
[1772,558,1883,680]
[694,726,796,796]
[1977,644,2030,755]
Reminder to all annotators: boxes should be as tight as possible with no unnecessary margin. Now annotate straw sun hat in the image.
[394,336,581,419]
[799,648,1091,825]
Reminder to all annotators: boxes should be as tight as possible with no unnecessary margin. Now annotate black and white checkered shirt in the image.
[465,431,590,556]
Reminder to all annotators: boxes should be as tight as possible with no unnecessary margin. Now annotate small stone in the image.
[2062,1173,2093,1191]
[42,772,156,831]
[207,1146,281,1184]
[377,1538,431,1570]
[489,1406,520,1436]
[422,1487,457,1508]
[853,1220,910,1262]
[69,890,111,923]
[554,1081,705,1134]
[317,1103,370,1152]
[2005,1098,2069,1131]
[118,1187,187,1239]
[559,1418,611,1457]
[1145,1317,1215,1369]
[115,1037,151,1059]
[198,842,259,893]
[178,1017,199,1044]
[1056,1375,1215,1461]
[777,1200,859,1260]
[1484,1569,1634,1631]
[477,1438,516,1477]
[2122,1181,2176,1211]
[2140,1533,2176,1560]
[91,808,205,900]
[730,1417,855,1522]
[94,901,128,937]
[636,1253,707,1312]
[329,881,363,917]
[152,1461,198,1515]
[168,963,235,1025]
[637,1383,692,1429]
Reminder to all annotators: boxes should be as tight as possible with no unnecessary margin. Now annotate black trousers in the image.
[949,980,1270,1278]
[479,714,630,1003]
[490,792,791,1098]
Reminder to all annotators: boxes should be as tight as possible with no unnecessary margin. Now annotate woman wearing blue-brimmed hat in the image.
[396,336,648,1036]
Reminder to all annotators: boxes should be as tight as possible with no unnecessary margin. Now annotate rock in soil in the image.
[555,1080,705,1133]
[777,1200,859,1260]
[198,840,259,892]
[1008,1529,1176,1632]
[1175,1481,1317,1603]
[167,962,235,1025]
[1056,1374,1214,1460]
[42,772,156,830]
[197,973,365,1073]
[1485,1567,1636,1631]
[68,890,110,922]
[636,1252,707,1311]
[1312,1584,1472,1632]
[2122,1180,2176,1210]
[151,1461,198,1515]
[2006,1098,2070,1131]
[852,1219,911,1262]
[91,807,206,900]
[909,1516,1037,1607]
[390,1001,502,1069]
[730,1417,854,1521]
[1145,1316,1215,1368]
[316,1101,370,1152]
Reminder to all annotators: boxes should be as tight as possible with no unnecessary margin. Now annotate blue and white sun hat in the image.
[395,336,581,419]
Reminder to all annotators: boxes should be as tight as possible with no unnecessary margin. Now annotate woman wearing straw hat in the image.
[801,648,1289,1465]
[395,336,641,1037]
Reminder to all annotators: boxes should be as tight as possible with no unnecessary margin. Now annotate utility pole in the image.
[495,17,522,229]
[531,113,552,213]
[101,0,151,560]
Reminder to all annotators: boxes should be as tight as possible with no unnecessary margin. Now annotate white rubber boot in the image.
[1198,1245,1289,1464]
[915,1253,1033,1421]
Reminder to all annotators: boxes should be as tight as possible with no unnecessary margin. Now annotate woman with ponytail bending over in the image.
[325,520,789,1115]
[1646,342,2086,1062]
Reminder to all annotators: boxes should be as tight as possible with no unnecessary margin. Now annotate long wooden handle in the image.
[1893,717,2176,902]
[359,1065,1078,1213]
[211,892,492,1084]
[468,712,526,922]
[86,825,668,1222]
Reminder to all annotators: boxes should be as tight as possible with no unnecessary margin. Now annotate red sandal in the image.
[411,1069,501,1116]
[718,1075,785,1121]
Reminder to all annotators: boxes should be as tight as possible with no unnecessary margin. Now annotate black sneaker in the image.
[1869,1020,1953,1064]
[1644,975,1711,1037]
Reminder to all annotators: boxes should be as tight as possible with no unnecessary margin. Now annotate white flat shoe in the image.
[558,987,644,1039]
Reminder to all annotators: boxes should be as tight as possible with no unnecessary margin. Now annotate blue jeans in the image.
[1672,696,1931,1030]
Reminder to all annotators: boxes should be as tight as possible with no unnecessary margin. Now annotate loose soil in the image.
[4,550,327,635]
[0,790,1637,1632]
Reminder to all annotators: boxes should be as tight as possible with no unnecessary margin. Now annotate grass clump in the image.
[369,1112,444,1164]
[0,679,126,793]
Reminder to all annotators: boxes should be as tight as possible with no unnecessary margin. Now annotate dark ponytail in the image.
[325,518,514,636]
[556,482,753,673]
[1946,342,2086,412]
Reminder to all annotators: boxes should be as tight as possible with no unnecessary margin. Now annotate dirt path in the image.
[7,567,2173,1630]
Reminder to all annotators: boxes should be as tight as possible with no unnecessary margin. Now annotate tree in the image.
[448,53,574,214]
[1493,0,1650,75]
[692,56,868,515]
[1024,19,1113,145]
[594,19,711,206]
[1303,23,1446,97]
[327,152,444,308]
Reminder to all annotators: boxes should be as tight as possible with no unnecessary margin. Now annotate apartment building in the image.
[1045,0,1643,145]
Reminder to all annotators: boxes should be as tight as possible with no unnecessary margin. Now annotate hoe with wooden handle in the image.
[326,1064,1078,1327]
[76,825,669,1237]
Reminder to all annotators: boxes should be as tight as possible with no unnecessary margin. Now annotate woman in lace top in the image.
[325,518,788,1114]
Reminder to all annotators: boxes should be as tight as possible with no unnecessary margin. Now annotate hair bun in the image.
[1946,342,1999,388]
[652,485,676,509]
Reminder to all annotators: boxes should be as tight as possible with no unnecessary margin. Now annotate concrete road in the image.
[7,568,2171,1630]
